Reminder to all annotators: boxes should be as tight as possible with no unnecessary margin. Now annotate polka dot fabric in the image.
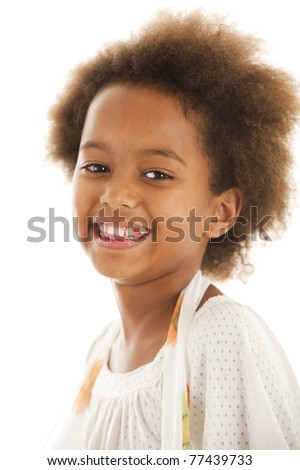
[48,297,300,450]
[187,296,300,449]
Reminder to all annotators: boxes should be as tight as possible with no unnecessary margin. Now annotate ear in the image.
[206,188,243,239]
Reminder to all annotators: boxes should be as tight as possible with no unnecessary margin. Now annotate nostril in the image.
[99,185,138,209]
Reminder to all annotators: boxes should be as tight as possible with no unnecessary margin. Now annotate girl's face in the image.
[72,83,223,285]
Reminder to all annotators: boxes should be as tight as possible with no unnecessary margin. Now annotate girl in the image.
[46,11,300,450]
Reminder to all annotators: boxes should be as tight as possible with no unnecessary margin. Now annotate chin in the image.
[88,255,141,284]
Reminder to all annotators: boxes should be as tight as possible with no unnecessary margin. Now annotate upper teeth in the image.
[99,223,149,238]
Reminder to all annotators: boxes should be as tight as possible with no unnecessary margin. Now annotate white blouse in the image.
[49,295,300,450]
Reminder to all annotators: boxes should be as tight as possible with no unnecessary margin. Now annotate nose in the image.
[99,175,139,209]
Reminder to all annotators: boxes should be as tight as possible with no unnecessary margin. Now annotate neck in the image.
[111,267,199,345]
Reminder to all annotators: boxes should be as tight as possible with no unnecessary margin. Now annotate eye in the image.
[81,163,109,173]
[143,170,173,181]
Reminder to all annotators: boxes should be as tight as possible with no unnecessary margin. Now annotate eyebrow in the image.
[79,141,107,152]
[142,148,186,165]
[79,140,186,165]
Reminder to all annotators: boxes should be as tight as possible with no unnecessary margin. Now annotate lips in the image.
[96,222,150,243]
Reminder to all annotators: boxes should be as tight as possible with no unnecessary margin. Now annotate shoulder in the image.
[187,295,299,390]
[191,294,262,337]
[187,294,286,366]
[193,294,274,337]
[187,295,300,449]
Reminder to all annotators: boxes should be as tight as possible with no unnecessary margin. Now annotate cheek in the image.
[72,179,93,238]
[72,178,84,217]
[148,197,189,244]
[152,188,204,221]
[151,190,214,244]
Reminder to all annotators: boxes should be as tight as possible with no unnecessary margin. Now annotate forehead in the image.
[90,82,184,116]
[81,83,199,145]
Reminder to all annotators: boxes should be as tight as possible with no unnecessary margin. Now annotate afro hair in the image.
[47,10,300,280]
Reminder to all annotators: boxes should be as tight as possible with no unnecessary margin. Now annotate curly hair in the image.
[47,10,299,280]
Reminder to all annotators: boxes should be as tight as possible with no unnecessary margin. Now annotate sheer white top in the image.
[48,294,300,450]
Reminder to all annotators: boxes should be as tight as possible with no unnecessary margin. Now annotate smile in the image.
[99,222,150,240]
[93,222,151,250]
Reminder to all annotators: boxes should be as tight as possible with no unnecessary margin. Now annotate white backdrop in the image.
[0,0,299,462]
